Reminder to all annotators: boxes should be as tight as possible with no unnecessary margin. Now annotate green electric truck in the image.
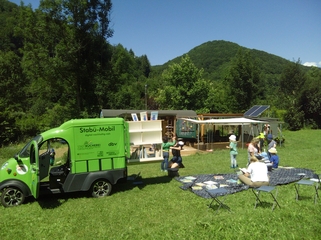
[0,118,130,207]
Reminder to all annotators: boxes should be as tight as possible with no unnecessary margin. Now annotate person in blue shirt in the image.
[268,147,279,169]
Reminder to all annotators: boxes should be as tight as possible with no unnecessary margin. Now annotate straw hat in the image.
[229,135,236,141]
[268,147,277,154]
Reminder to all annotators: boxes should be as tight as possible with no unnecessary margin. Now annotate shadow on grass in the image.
[29,174,175,209]
[296,195,316,202]
[114,174,174,193]
[36,191,88,209]
[253,201,275,209]
[207,202,232,213]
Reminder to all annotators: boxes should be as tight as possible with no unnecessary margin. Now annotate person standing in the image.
[257,133,265,152]
[161,135,176,172]
[263,124,271,138]
[267,134,277,159]
[226,135,238,168]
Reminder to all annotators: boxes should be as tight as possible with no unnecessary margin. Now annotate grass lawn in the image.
[0,130,321,239]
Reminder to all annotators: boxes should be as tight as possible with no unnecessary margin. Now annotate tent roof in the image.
[100,109,197,118]
[180,117,268,125]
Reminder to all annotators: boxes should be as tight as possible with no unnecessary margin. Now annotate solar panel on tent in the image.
[244,105,270,117]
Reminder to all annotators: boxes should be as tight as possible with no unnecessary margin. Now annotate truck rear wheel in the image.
[1,187,25,207]
[91,179,112,198]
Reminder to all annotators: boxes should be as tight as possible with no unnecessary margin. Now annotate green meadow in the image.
[0,129,320,239]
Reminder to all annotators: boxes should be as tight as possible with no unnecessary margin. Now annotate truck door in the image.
[30,140,40,199]
[124,121,130,158]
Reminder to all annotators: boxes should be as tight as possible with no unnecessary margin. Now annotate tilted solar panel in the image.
[244,105,270,117]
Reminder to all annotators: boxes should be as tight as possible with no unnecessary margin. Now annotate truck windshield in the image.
[19,135,43,158]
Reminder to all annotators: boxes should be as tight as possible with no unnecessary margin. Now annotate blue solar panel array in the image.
[244,105,270,117]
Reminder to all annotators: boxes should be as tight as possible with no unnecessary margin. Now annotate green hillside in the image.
[151,40,309,81]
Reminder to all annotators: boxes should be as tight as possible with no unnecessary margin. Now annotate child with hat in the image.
[226,135,238,168]
[268,147,279,169]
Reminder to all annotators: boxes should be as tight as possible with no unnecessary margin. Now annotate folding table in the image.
[252,185,280,211]
[206,188,231,214]
[294,179,319,204]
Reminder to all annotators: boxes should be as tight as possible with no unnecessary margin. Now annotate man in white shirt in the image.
[238,156,269,187]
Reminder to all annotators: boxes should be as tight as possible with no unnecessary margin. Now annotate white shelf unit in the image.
[127,120,163,163]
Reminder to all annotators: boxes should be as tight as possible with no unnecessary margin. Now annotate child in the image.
[226,135,238,168]
[268,147,279,169]
[161,135,176,172]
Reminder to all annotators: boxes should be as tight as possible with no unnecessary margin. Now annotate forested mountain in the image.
[1,0,321,145]
[152,40,310,83]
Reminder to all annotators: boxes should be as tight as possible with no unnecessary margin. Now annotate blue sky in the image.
[11,0,321,67]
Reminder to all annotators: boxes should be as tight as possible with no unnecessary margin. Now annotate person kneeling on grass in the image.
[169,140,185,168]
[238,156,269,188]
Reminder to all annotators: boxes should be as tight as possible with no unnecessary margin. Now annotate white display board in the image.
[127,120,163,163]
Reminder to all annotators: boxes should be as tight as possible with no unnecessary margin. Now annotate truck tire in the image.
[1,187,25,207]
[90,179,112,198]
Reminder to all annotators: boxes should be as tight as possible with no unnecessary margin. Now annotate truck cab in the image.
[0,118,130,207]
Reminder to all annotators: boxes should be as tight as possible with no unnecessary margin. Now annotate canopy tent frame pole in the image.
[197,123,200,151]
[241,124,244,149]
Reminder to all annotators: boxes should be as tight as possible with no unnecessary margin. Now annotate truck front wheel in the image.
[91,179,112,198]
[1,187,25,207]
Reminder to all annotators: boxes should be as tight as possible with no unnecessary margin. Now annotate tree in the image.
[278,59,306,130]
[224,49,263,112]
[284,106,304,131]
[14,0,114,121]
[136,54,151,78]
[153,55,210,112]
[205,81,230,113]
[99,44,147,109]
[0,51,27,144]
[298,67,321,128]
[0,0,22,52]
[278,59,306,108]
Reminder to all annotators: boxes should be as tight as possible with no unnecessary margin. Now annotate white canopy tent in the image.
[179,117,268,149]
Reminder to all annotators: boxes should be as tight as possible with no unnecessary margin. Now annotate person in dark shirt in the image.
[170,140,184,168]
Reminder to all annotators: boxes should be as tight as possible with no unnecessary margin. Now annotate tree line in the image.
[1,0,321,145]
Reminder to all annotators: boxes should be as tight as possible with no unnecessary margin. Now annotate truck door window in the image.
[38,138,69,180]
[20,135,43,159]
